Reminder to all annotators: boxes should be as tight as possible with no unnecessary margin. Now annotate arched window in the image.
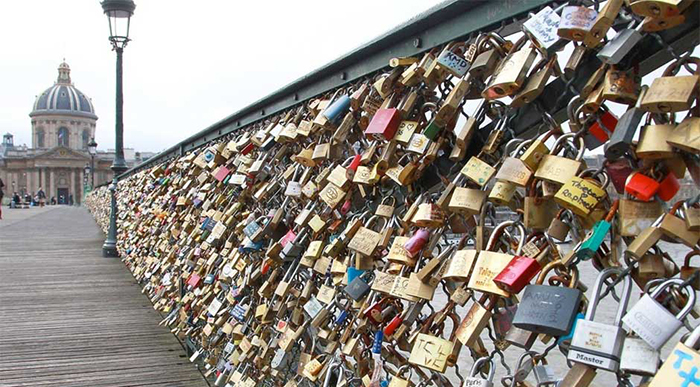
[82,130,90,149]
[36,128,45,148]
[58,127,69,147]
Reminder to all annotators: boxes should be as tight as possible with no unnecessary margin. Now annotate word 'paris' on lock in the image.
[83,3,700,385]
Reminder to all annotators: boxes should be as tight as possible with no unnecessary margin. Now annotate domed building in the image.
[0,61,153,205]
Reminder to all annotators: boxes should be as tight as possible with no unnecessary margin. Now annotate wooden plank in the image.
[0,207,208,386]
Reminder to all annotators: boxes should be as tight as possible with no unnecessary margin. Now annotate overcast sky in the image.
[0,0,443,153]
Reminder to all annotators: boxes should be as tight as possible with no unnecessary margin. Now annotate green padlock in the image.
[576,200,618,260]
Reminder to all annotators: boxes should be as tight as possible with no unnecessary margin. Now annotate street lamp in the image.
[101,0,135,257]
[88,137,97,188]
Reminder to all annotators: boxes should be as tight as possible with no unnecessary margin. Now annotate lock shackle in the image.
[664,56,700,77]
[395,364,414,379]
[684,250,700,267]
[578,168,611,191]
[537,259,578,288]
[469,356,495,381]
[649,278,697,320]
[585,267,633,324]
[551,133,585,160]
[486,220,526,255]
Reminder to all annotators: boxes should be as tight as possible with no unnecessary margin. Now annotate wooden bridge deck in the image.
[0,206,208,387]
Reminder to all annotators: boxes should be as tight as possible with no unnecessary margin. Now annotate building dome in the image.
[30,61,97,120]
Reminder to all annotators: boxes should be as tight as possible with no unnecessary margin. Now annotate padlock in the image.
[365,108,402,141]
[533,357,559,386]
[512,259,582,336]
[462,356,495,387]
[681,250,700,290]
[456,294,497,347]
[482,35,537,99]
[630,0,694,18]
[636,113,676,159]
[388,365,413,387]
[684,201,700,231]
[554,168,609,218]
[622,278,696,350]
[668,111,700,154]
[493,238,549,294]
[660,201,700,247]
[604,86,649,160]
[568,268,632,372]
[534,133,585,185]
[575,200,618,260]
[522,4,567,58]
[468,220,526,297]
[469,33,508,79]
[435,41,471,77]
[584,0,623,48]
[557,5,597,42]
[648,325,700,387]
[448,186,487,217]
[601,67,640,105]
[495,140,534,187]
[620,333,660,376]
[641,57,700,113]
[597,20,646,65]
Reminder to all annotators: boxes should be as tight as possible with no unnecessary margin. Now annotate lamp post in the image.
[101,0,135,257]
[84,164,91,187]
[88,137,97,188]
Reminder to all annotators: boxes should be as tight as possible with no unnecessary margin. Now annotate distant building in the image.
[0,61,149,204]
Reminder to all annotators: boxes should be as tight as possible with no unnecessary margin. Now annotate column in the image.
[26,169,33,195]
[49,169,55,202]
[79,169,85,205]
[70,168,75,205]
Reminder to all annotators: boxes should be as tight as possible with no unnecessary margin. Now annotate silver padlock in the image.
[597,20,645,65]
[522,4,568,57]
[622,278,696,350]
[620,334,660,376]
[568,267,632,372]
[533,357,559,386]
[271,348,291,370]
[463,356,495,387]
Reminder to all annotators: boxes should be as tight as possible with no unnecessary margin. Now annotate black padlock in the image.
[512,260,582,336]
[604,85,648,160]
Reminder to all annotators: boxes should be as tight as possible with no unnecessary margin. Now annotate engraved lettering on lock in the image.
[632,311,662,337]
[575,352,604,365]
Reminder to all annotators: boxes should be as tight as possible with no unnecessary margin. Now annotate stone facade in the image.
[0,61,149,205]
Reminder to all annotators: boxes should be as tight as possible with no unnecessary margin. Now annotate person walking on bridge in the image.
[37,187,46,207]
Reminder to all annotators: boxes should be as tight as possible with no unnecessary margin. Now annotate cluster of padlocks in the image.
[86,1,700,386]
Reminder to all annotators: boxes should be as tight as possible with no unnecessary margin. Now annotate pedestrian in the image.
[37,187,46,207]
[0,177,4,219]
[50,196,56,205]
[69,194,74,206]
[12,192,21,208]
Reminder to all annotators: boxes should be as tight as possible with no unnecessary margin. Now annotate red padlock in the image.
[493,234,545,294]
[656,171,680,201]
[362,297,387,325]
[365,108,401,141]
[383,314,403,337]
[589,109,618,143]
[240,143,255,155]
[345,154,362,180]
[403,228,430,257]
[187,273,202,288]
[625,171,660,201]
